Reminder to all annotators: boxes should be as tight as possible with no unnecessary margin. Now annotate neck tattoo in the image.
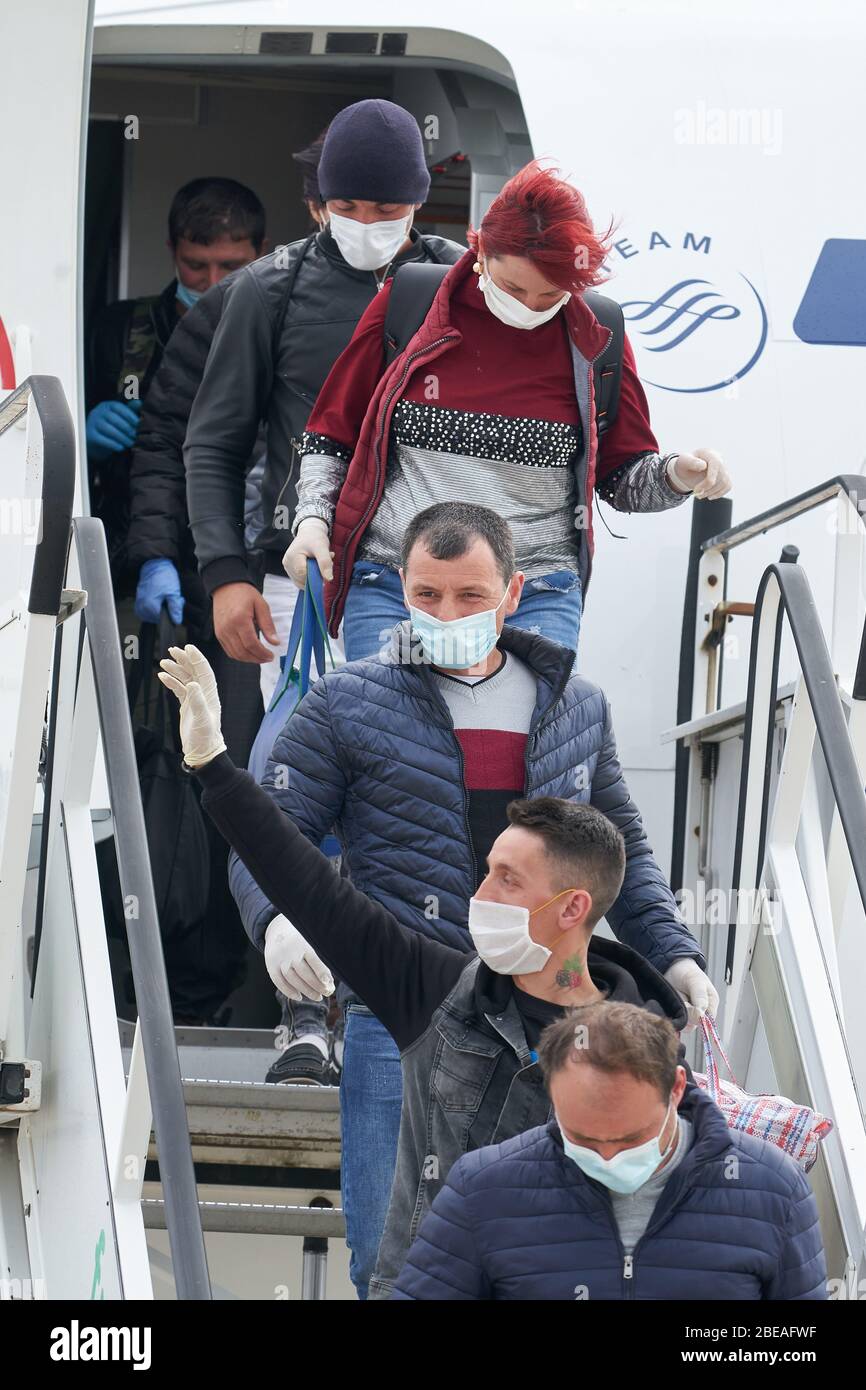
[555,953,585,990]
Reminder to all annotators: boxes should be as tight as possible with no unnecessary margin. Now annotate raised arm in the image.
[159,646,466,1050]
[200,753,462,1050]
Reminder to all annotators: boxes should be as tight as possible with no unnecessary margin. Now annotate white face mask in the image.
[478,265,571,330]
[329,211,412,271]
[467,890,577,976]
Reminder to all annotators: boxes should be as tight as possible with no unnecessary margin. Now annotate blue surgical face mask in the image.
[557,1099,676,1195]
[404,585,510,669]
[175,276,203,309]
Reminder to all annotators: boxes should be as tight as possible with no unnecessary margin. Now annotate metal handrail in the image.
[7,379,76,993]
[671,474,866,887]
[2,378,210,1297]
[700,474,866,556]
[727,558,866,975]
[73,517,212,1300]
[0,377,75,617]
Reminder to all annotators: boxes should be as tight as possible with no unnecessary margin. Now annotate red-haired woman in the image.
[284,160,731,661]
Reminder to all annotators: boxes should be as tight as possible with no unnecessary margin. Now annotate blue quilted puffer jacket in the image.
[229,622,703,974]
[391,1086,827,1301]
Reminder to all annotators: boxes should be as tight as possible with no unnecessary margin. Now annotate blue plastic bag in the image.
[247,562,341,856]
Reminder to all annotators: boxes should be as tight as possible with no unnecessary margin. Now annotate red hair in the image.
[468,159,612,295]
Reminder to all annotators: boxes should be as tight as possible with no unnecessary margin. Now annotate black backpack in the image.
[383,262,624,435]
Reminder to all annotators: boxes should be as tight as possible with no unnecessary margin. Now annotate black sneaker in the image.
[266,1040,334,1086]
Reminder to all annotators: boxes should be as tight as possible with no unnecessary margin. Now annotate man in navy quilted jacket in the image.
[226,501,719,1296]
[392,1002,827,1301]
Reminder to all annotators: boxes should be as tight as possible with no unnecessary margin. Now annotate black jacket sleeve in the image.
[196,752,467,1049]
[184,267,276,594]
[125,284,227,571]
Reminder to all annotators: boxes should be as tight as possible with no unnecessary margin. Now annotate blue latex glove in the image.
[85,399,142,460]
[135,558,185,625]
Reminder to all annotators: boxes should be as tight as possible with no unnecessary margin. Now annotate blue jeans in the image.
[339,1004,403,1299]
[342,560,583,662]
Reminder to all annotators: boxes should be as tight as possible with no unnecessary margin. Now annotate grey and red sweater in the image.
[292,251,687,635]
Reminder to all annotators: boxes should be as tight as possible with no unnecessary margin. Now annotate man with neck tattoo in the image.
[157,632,697,1296]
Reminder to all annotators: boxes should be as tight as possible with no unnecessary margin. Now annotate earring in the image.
[472,261,482,274]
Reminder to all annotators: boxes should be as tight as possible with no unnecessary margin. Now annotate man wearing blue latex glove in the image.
[85,398,142,461]
[135,557,185,625]
[85,176,266,598]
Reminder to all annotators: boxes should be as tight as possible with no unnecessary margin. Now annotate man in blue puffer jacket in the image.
[229,501,717,1297]
[392,1002,827,1301]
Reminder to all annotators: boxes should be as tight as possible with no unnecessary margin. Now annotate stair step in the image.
[182,1078,340,1112]
[120,1021,289,1086]
[119,1022,343,1167]
[161,1078,341,1169]
[142,1196,345,1238]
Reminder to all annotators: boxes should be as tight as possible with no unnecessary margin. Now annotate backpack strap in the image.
[383,263,451,367]
[583,289,624,437]
[272,233,318,358]
[116,295,160,399]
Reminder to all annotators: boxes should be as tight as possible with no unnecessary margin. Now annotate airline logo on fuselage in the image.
[603,230,768,394]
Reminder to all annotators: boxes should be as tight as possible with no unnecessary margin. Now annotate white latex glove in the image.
[664,959,721,1031]
[157,643,226,767]
[666,448,731,500]
[283,518,334,587]
[264,914,335,1002]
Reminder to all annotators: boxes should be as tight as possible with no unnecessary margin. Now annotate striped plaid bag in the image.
[693,1016,833,1172]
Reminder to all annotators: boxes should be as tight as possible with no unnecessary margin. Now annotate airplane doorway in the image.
[83,27,532,1028]
[85,30,533,314]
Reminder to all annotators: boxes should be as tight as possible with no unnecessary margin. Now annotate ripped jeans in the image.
[342,560,583,662]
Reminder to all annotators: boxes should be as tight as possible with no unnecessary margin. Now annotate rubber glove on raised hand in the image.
[136,558,185,625]
[157,644,225,767]
[264,915,335,1002]
[85,399,142,460]
[664,958,720,1030]
[666,448,731,500]
[283,518,334,588]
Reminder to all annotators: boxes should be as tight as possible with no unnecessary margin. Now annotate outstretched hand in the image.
[157,643,227,768]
